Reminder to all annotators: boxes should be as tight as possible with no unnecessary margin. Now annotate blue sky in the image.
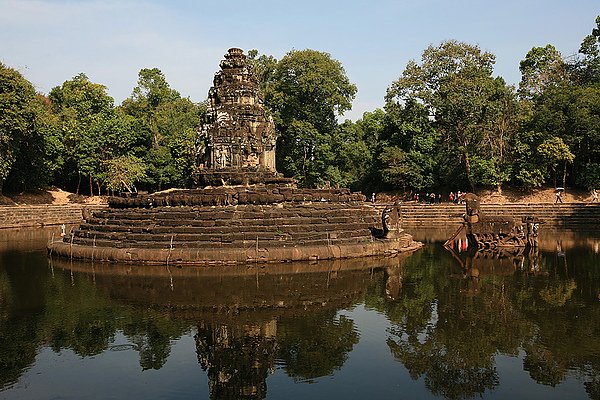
[1,0,598,120]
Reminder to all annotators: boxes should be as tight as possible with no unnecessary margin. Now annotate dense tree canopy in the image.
[0,63,38,194]
[259,49,359,187]
[385,40,518,191]
[120,68,205,191]
[1,15,599,196]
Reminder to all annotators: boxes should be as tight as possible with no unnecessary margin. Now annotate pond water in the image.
[0,226,599,400]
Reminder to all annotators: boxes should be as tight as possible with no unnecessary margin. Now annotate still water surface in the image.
[0,227,599,399]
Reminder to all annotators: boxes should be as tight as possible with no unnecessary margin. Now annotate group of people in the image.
[409,191,466,204]
[449,191,466,204]
[374,188,599,204]
[412,192,442,203]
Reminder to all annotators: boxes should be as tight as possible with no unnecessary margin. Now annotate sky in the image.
[1,0,598,120]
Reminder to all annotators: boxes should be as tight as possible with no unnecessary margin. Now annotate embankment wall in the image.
[391,202,600,227]
[2,202,599,231]
[0,204,107,229]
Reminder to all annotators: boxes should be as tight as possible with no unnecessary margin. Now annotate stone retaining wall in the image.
[0,204,107,229]
[109,187,366,208]
[391,203,600,227]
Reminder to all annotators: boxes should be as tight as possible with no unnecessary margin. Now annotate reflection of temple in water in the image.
[195,321,278,400]
[49,255,409,399]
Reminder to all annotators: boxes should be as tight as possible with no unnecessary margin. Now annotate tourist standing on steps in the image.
[592,188,598,203]
[555,188,563,204]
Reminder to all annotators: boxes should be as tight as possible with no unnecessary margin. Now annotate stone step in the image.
[73,226,372,243]
[92,207,378,221]
[84,214,378,228]
[68,234,373,249]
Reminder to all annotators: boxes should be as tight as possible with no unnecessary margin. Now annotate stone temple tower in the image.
[196,48,285,186]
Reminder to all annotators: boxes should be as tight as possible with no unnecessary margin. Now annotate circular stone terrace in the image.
[47,186,422,265]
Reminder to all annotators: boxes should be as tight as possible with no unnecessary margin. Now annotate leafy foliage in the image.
[103,155,147,193]
[264,49,358,187]
[0,63,37,194]
[3,15,600,195]
[121,68,205,190]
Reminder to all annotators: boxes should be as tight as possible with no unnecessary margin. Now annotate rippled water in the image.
[0,226,599,399]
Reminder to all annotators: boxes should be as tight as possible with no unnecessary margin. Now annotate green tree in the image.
[127,67,180,112]
[537,136,574,187]
[265,49,357,187]
[247,49,278,94]
[378,100,438,191]
[517,16,600,190]
[49,73,118,194]
[519,45,567,99]
[4,93,64,192]
[103,155,147,193]
[329,120,373,190]
[521,81,599,188]
[153,98,204,187]
[386,40,516,191]
[0,63,37,195]
[121,69,204,190]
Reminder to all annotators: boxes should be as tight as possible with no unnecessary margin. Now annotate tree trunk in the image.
[96,181,101,196]
[89,175,93,196]
[76,173,81,195]
[562,160,567,188]
[462,150,474,192]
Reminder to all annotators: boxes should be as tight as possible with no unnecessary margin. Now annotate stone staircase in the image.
[389,203,600,227]
[67,203,385,250]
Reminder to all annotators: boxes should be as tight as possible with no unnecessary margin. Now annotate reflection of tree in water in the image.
[0,252,47,388]
[387,336,498,399]
[276,311,359,380]
[195,320,278,400]
[3,251,375,398]
[585,376,600,400]
[3,244,599,399]
[515,266,600,396]
[383,285,519,399]
[368,245,600,399]
[522,342,566,387]
[0,314,40,389]
[0,258,191,386]
[0,267,12,320]
[123,315,190,371]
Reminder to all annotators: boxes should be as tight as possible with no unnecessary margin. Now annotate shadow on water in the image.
[1,226,599,399]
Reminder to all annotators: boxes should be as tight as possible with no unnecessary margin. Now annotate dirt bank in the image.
[0,188,107,206]
[0,187,596,206]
